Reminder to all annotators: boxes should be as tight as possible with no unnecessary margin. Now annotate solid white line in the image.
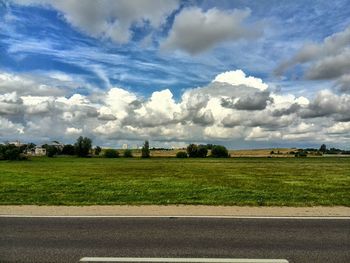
[79,257,289,263]
[0,215,349,219]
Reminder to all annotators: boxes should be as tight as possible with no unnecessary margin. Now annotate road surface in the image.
[0,217,349,263]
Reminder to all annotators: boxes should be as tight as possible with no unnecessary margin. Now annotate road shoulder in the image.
[1,205,349,217]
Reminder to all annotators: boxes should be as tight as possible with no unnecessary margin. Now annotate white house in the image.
[34,147,47,156]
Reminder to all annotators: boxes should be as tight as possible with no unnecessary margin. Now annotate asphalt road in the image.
[0,217,349,263]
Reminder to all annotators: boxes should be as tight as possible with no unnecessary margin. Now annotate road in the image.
[0,217,349,263]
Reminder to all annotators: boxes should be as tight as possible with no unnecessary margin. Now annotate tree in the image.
[186,144,208,158]
[104,149,119,158]
[197,145,208,158]
[62,144,75,155]
[94,146,102,156]
[141,140,150,158]
[0,144,26,160]
[26,143,36,151]
[123,149,133,158]
[319,144,327,153]
[186,144,198,158]
[176,151,188,158]
[46,145,58,157]
[295,150,307,158]
[74,136,92,157]
[211,145,229,158]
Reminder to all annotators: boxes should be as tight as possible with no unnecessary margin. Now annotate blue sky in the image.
[0,0,349,149]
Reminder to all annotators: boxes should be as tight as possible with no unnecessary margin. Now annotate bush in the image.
[295,151,307,157]
[211,145,229,158]
[176,151,188,158]
[104,149,119,158]
[123,149,133,158]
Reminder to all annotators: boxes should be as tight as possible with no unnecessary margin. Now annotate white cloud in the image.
[13,0,179,44]
[161,7,263,54]
[245,127,281,141]
[1,69,349,147]
[327,122,350,134]
[66,127,82,135]
[213,70,268,91]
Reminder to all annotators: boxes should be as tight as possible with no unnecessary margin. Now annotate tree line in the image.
[2,136,347,161]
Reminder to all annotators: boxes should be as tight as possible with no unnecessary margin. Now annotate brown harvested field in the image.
[230,148,295,157]
[119,148,297,157]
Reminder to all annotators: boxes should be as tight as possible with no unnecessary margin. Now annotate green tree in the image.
[123,149,133,158]
[0,144,25,160]
[74,136,92,157]
[104,149,119,158]
[319,144,327,153]
[186,144,198,158]
[186,144,208,158]
[46,145,58,157]
[211,145,229,158]
[62,144,75,155]
[94,146,102,156]
[141,140,150,158]
[197,145,208,158]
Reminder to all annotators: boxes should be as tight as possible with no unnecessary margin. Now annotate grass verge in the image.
[0,157,349,206]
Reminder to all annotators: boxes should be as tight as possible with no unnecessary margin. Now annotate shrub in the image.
[211,145,229,158]
[123,149,133,158]
[104,149,119,158]
[295,151,307,157]
[176,151,188,158]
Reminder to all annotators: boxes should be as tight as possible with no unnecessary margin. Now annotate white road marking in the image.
[79,257,289,263]
[0,215,349,219]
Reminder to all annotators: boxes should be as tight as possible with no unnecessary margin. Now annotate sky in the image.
[0,0,349,149]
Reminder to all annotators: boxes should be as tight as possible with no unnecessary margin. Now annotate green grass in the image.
[0,157,349,206]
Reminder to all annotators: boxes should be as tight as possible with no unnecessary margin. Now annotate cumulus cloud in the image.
[275,26,350,84]
[335,74,350,93]
[300,90,350,119]
[13,0,179,43]
[213,70,268,91]
[1,69,349,146]
[161,7,263,54]
[221,91,272,111]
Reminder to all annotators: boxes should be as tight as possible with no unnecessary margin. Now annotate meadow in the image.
[0,156,349,206]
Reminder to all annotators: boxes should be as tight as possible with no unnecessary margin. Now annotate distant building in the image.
[122,144,128,149]
[8,140,23,147]
[25,147,47,156]
[34,147,47,156]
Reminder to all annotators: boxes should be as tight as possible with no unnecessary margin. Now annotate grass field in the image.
[0,157,349,206]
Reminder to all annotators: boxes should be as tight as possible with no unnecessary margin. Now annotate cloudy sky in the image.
[0,0,349,149]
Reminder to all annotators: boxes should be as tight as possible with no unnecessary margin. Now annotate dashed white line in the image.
[79,257,289,263]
